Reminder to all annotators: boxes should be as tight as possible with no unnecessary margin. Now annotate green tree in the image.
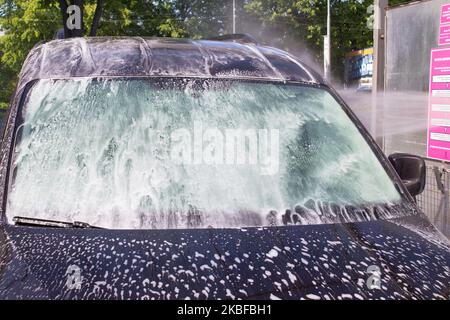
[242,0,415,80]
[174,0,233,38]
[0,0,418,110]
[242,0,375,80]
[0,0,189,109]
[0,54,15,109]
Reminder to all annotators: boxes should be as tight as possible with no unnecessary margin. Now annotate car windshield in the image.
[7,78,404,229]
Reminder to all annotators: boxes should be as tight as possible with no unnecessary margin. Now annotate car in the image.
[0,35,449,300]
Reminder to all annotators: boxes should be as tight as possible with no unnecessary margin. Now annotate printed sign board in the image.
[427,47,450,161]
[344,48,373,90]
[439,23,450,46]
[441,4,450,24]
[439,4,450,46]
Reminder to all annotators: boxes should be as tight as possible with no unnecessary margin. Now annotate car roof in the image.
[18,36,323,86]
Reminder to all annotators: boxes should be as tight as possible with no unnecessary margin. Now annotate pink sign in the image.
[427,48,450,161]
[441,4,450,24]
[439,4,450,46]
[439,23,450,46]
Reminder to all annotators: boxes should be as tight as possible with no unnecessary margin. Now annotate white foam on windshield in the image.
[7,79,402,229]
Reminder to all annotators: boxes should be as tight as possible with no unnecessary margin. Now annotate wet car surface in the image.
[1,214,449,299]
[0,37,449,300]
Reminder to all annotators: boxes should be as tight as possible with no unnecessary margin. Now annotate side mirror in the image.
[388,153,426,198]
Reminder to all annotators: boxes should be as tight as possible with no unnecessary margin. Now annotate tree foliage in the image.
[242,0,411,80]
[0,0,414,109]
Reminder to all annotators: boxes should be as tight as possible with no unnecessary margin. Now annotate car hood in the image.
[0,213,449,300]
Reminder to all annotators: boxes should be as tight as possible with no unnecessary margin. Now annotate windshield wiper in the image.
[12,216,103,229]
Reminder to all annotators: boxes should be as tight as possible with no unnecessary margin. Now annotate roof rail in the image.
[206,34,259,45]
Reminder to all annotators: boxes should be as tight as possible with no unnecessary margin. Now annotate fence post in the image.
[445,167,450,236]
[416,161,450,238]
[433,167,445,230]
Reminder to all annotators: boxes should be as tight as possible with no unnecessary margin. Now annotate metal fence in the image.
[416,159,450,238]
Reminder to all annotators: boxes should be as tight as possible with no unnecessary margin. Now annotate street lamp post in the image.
[372,0,388,149]
[233,0,236,34]
[324,0,331,80]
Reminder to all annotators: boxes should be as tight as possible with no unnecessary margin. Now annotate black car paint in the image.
[0,37,449,299]
[0,214,449,299]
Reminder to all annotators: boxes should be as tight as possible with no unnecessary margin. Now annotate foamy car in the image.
[0,35,449,300]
